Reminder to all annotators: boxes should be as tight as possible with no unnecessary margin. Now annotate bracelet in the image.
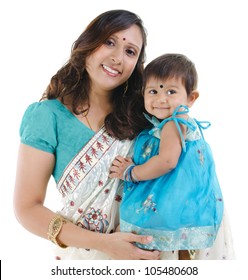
[131,168,141,182]
[123,164,139,183]
[47,215,68,248]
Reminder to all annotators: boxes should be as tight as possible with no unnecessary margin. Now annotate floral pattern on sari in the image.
[76,207,109,233]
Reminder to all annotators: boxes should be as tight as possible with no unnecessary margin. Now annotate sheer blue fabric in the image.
[120,105,224,251]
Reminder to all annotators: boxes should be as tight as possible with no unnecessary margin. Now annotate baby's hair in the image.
[143,53,198,95]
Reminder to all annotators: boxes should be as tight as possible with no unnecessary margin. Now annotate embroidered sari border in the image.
[57,127,116,196]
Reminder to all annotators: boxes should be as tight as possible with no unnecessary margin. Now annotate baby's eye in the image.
[149,89,158,94]
[105,39,115,47]
[167,89,176,95]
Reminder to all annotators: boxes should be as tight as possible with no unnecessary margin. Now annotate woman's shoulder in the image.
[22,99,71,126]
[24,99,62,114]
[20,100,62,153]
[20,100,60,130]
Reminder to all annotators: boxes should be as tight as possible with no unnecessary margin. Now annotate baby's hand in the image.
[109,156,134,180]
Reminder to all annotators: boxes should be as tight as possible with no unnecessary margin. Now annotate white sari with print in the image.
[54,127,133,259]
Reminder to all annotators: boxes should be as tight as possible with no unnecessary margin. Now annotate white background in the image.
[1,0,247,279]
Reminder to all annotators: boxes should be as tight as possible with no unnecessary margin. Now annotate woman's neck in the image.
[62,89,113,132]
[89,88,112,109]
[80,90,113,132]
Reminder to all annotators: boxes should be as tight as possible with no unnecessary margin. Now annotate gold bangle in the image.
[47,215,68,248]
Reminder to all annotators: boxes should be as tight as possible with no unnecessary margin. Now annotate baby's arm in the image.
[133,120,186,181]
[110,120,186,181]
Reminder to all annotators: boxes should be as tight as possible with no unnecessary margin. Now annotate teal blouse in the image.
[20,99,95,183]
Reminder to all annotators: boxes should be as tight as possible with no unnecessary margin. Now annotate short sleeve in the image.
[20,102,57,153]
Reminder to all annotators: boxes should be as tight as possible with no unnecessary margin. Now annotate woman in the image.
[14,9,160,260]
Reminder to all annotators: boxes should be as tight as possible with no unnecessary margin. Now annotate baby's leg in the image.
[179,250,190,260]
[179,250,196,260]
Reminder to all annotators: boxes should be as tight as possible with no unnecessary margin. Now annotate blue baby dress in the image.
[120,105,224,251]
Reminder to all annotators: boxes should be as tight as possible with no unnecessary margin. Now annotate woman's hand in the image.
[99,231,161,260]
[109,156,134,180]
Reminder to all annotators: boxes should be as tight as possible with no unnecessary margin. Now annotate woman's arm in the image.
[110,120,186,181]
[14,144,160,260]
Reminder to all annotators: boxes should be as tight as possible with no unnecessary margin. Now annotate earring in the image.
[123,82,128,98]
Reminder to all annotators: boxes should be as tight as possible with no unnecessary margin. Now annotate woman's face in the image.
[86,24,143,93]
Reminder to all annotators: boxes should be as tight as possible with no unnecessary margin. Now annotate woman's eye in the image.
[167,90,176,95]
[105,39,115,47]
[126,49,136,56]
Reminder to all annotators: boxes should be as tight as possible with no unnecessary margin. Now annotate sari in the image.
[54,126,133,260]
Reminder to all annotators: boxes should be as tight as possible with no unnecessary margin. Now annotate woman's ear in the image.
[187,90,199,107]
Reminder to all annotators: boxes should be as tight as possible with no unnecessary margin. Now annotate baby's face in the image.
[144,76,190,119]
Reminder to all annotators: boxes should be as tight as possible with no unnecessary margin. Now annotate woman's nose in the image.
[111,49,123,65]
[111,56,121,64]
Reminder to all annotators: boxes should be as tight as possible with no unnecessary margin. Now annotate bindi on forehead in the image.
[160,85,163,88]
[123,37,126,41]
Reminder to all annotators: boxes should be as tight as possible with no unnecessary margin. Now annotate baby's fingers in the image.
[114,156,126,163]
[109,166,121,178]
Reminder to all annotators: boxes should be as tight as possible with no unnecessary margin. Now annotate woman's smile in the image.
[101,64,121,76]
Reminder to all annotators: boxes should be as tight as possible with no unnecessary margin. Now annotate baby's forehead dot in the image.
[160,85,163,88]
[123,37,126,40]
